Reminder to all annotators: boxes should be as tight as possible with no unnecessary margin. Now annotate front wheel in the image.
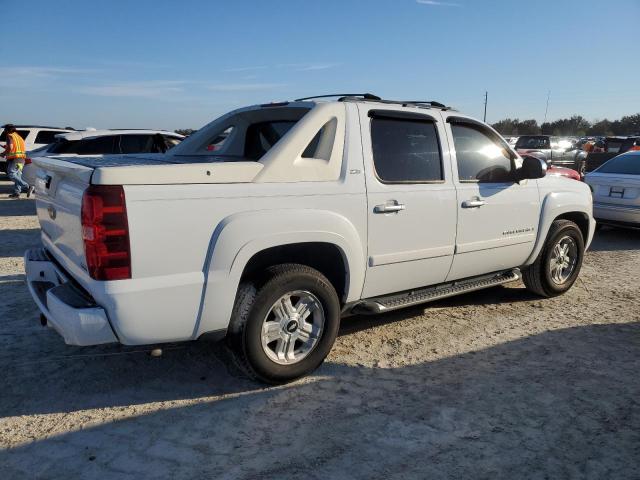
[522,220,585,297]
[227,264,340,384]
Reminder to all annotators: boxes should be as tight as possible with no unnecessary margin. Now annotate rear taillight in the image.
[81,185,131,281]
[25,157,32,165]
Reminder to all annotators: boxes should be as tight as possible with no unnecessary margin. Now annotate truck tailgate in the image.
[33,157,94,270]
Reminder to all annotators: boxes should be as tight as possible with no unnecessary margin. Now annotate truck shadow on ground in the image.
[2,322,638,478]
[0,229,41,257]
[0,282,541,419]
[590,227,640,252]
[0,183,37,216]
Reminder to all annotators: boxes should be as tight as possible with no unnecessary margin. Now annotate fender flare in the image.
[194,209,366,336]
[524,191,594,266]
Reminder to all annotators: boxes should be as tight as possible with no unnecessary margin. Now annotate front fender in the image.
[195,209,366,337]
[524,190,595,266]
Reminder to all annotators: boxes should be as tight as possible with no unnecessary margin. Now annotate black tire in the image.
[227,263,340,384]
[522,219,585,297]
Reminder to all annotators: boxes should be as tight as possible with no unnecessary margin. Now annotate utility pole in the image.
[483,91,488,122]
[543,90,551,125]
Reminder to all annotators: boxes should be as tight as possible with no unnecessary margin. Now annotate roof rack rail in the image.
[294,93,381,102]
[341,97,451,110]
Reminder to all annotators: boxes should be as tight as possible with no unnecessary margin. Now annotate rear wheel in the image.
[227,264,340,384]
[522,220,585,297]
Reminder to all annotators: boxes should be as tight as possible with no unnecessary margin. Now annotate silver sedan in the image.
[585,151,640,228]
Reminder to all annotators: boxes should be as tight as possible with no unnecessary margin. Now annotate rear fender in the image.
[195,209,365,337]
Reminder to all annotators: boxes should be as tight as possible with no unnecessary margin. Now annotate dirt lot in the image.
[0,177,638,479]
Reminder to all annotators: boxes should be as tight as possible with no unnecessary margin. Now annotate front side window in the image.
[370,117,443,182]
[451,123,514,183]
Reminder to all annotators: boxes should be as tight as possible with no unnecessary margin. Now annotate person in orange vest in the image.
[629,139,640,151]
[2,124,34,198]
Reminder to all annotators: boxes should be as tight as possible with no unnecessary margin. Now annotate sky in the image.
[1,0,638,130]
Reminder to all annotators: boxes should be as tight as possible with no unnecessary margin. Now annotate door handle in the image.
[461,198,486,208]
[374,202,406,214]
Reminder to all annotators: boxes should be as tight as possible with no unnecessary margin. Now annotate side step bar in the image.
[351,268,521,314]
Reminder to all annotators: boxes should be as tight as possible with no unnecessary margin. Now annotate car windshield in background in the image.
[515,136,550,149]
[597,154,640,175]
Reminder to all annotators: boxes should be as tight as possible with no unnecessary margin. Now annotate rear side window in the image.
[164,136,182,150]
[451,123,514,183]
[34,130,63,144]
[370,117,443,182]
[205,126,234,152]
[119,134,155,154]
[0,129,29,142]
[74,136,117,155]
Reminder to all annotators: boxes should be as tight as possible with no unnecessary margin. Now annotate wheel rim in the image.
[549,235,578,285]
[261,290,325,365]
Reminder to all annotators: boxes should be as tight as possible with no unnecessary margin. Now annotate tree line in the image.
[492,113,640,137]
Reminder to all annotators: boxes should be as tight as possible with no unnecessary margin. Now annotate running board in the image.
[351,268,521,314]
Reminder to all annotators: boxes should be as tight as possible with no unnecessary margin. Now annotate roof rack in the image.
[293,94,452,111]
[340,97,452,110]
[294,93,381,102]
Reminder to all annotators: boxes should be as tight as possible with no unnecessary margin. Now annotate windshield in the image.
[597,153,640,175]
[515,136,550,149]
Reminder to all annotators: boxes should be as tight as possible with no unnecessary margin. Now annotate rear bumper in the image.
[593,202,640,226]
[24,248,118,346]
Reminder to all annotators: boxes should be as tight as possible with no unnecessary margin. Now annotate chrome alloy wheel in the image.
[261,290,325,365]
[549,235,578,285]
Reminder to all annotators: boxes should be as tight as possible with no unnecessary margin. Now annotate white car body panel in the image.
[24,99,595,347]
[586,170,640,226]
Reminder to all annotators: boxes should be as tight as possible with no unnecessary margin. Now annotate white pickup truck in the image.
[25,94,595,383]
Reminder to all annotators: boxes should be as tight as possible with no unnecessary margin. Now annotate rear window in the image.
[244,121,296,160]
[515,136,550,149]
[119,134,154,154]
[47,139,78,154]
[74,136,118,155]
[34,130,64,144]
[597,154,640,175]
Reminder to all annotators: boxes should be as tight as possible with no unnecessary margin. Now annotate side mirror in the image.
[518,155,547,180]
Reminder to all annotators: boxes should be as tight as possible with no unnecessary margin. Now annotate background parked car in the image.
[585,151,640,229]
[515,134,587,175]
[585,136,639,173]
[0,125,74,173]
[22,129,184,185]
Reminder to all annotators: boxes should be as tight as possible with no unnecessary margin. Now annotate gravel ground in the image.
[0,178,638,479]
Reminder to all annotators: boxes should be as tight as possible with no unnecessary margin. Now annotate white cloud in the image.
[206,83,287,92]
[416,0,460,6]
[78,81,186,98]
[223,65,269,73]
[276,62,341,71]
